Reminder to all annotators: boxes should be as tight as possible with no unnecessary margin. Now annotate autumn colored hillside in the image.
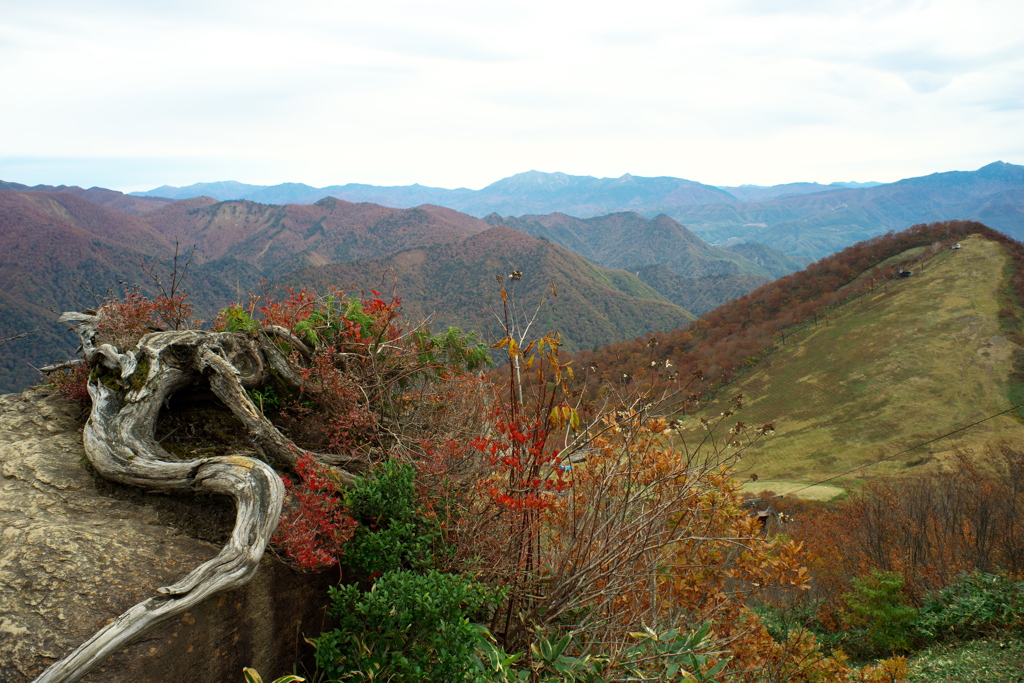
[632,265,770,316]
[0,192,497,392]
[0,179,174,215]
[0,190,196,392]
[280,225,696,354]
[0,188,705,392]
[143,196,492,279]
[570,220,1024,418]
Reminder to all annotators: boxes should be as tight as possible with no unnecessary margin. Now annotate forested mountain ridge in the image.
[632,266,770,316]
[141,196,492,280]
[1,190,176,255]
[673,161,1024,260]
[700,233,1024,488]
[279,225,696,354]
[480,211,795,278]
[0,194,494,393]
[478,210,794,314]
[0,180,173,215]
[0,190,269,394]
[721,242,806,275]
[0,191,695,392]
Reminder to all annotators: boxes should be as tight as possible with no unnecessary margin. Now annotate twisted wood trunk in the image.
[34,313,358,683]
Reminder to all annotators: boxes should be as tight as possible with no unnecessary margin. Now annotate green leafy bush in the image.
[841,570,919,656]
[242,668,304,683]
[474,623,727,683]
[412,326,492,378]
[314,570,503,682]
[216,304,259,333]
[915,571,1024,642]
[343,460,439,577]
[615,623,729,683]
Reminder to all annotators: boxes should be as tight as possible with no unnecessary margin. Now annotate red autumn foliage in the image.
[256,286,320,331]
[94,289,195,350]
[782,442,1024,627]
[47,288,196,407]
[469,413,571,512]
[282,345,378,454]
[272,451,358,571]
[47,363,92,406]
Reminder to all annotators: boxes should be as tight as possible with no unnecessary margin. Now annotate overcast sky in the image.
[2,0,1022,191]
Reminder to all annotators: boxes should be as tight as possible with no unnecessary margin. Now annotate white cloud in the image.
[0,0,1021,190]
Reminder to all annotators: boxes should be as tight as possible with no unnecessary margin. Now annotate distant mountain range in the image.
[0,180,174,215]
[670,162,1024,261]
[131,173,878,212]
[130,162,1024,262]
[0,190,501,392]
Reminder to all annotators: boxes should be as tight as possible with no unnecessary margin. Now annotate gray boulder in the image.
[0,388,333,682]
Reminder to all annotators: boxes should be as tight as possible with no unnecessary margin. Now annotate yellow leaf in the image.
[549,406,563,427]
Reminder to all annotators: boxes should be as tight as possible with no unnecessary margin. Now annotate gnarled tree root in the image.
[33,456,283,683]
[33,314,356,683]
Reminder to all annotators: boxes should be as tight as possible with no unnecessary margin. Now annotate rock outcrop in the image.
[0,388,333,682]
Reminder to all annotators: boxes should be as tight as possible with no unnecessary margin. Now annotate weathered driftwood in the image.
[33,312,361,683]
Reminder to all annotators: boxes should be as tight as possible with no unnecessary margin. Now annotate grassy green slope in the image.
[697,234,1024,489]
